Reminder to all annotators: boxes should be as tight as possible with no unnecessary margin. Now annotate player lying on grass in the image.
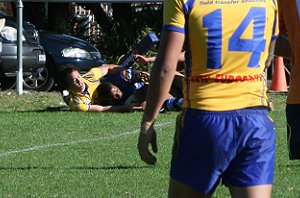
[60,62,185,113]
[59,64,143,112]
[97,69,184,111]
[96,68,151,110]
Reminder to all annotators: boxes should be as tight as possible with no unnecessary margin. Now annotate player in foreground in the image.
[278,0,300,160]
[137,0,278,197]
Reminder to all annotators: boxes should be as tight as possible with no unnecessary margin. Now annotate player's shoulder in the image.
[68,94,90,111]
[82,68,102,82]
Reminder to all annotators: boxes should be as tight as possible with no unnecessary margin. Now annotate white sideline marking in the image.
[0,121,173,158]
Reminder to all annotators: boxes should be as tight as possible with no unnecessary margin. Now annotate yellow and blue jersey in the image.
[68,68,103,111]
[164,0,279,111]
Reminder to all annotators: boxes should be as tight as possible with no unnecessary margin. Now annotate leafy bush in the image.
[95,3,163,66]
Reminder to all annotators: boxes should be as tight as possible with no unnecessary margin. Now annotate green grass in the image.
[0,91,299,197]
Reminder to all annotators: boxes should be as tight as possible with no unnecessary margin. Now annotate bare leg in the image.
[228,184,272,198]
[168,178,214,198]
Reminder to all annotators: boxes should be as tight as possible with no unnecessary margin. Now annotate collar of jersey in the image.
[80,84,89,95]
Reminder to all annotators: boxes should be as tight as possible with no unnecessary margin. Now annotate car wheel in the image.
[23,65,55,92]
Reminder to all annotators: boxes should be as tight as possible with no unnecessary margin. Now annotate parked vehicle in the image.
[24,30,106,91]
[0,12,46,90]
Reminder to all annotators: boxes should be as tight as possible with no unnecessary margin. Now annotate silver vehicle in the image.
[0,13,46,90]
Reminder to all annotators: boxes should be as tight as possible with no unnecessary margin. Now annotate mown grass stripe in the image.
[0,121,172,158]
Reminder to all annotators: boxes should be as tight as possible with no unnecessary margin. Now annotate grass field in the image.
[0,90,299,198]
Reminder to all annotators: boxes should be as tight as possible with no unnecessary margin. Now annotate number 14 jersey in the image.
[164,0,279,111]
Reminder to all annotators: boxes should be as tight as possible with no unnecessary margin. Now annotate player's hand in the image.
[137,121,157,165]
[135,55,149,64]
[138,71,150,83]
[124,104,142,112]
[132,105,144,111]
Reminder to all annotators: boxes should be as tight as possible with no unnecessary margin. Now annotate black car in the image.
[23,30,106,91]
[0,13,46,90]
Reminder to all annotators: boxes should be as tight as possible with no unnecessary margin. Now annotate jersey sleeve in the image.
[82,67,103,82]
[163,0,186,33]
[68,96,90,112]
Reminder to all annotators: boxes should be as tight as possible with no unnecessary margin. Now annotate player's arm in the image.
[178,51,185,63]
[88,104,142,112]
[98,64,122,76]
[138,30,185,165]
[267,5,282,67]
[136,51,185,65]
[135,55,156,64]
[265,40,276,67]
[142,31,184,123]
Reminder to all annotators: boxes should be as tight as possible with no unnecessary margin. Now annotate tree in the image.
[76,3,135,58]
[11,2,71,33]
[76,2,163,61]
[22,2,46,29]
[13,2,163,62]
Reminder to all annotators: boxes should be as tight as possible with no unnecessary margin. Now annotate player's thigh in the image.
[168,178,213,198]
[228,184,272,198]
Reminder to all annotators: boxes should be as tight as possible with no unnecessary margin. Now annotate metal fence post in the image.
[16,0,23,95]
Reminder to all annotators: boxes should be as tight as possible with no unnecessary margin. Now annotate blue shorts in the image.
[170,107,276,194]
[286,104,300,159]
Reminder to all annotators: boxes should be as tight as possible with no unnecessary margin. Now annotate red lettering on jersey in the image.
[191,75,211,83]
[194,73,264,83]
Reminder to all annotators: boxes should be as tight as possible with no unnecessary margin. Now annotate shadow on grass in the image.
[0,106,142,113]
[70,165,155,170]
[276,162,300,168]
[34,106,71,112]
[286,164,300,168]
[0,106,71,113]
[0,165,154,171]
